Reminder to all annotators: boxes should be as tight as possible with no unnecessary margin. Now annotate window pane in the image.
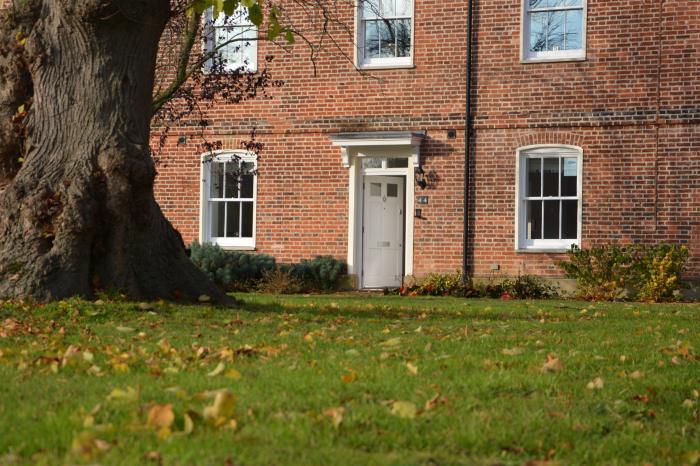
[396,19,411,57]
[364,21,380,58]
[543,200,560,239]
[240,25,257,66]
[396,0,411,17]
[529,0,546,8]
[240,162,254,198]
[211,201,226,237]
[210,162,224,198]
[378,20,396,58]
[241,202,254,237]
[548,11,566,51]
[224,162,239,198]
[527,200,542,240]
[362,0,380,18]
[565,9,582,50]
[387,183,398,197]
[561,157,578,196]
[387,158,408,168]
[216,26,246,67]
[529,12,548,52]
[561,200,578,240]
[543,158,559,197]
[380,0,395,17]
[362,157,383,168]
[370,183,381,197]
[527,158,541,197]
[226,202,240,237]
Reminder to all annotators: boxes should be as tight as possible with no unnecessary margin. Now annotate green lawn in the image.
[0,294,699,465]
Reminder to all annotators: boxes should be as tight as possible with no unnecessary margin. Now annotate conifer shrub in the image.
[290,256,347,291]
[189,242,276,291]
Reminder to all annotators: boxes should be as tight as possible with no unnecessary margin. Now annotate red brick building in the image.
[3,0,691,289]
[153,0,700,289]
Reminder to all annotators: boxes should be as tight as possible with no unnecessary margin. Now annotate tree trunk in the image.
[0,0,230,304]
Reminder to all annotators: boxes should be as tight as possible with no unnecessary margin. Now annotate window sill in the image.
[202,66,258,75]
[516,248,572,254]
[357,63,415,71]
[220,246,256,251]
[520,56,586,64]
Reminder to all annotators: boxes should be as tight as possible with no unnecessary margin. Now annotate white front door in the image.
[362,176,404,288]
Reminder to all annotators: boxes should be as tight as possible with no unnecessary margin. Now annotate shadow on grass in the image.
[234,295,567,323]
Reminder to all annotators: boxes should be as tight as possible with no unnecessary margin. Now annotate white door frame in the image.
[346,149,416,288]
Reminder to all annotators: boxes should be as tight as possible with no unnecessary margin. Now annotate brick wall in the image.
[154,0,469,272]
[468,0,700,280]
[154,0,700,281]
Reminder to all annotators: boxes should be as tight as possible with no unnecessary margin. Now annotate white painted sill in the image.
[516,248,572,254]
[357,63,416,71]
[520,56,586,64]
[220,246,256,251]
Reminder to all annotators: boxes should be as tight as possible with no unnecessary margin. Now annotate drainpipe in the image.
[462,0,473,283]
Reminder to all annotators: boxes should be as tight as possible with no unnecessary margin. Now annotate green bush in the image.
[559,244,689,302]
[291,256,347,291]
[415,271,465,296]
[189,242,276,291]
[558,244,633,300]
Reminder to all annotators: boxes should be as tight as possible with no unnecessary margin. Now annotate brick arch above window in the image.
[515,132,585,150]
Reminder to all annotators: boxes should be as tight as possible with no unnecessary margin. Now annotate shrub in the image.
[257,267,305,294]
[189,242,276,291]
[634,244,689,302]
[559,244,689,302]
[500,275,558,300]
[291,256,347,291]
[417,271,464,296]
[558,245,634,300]
[400,271,475,297]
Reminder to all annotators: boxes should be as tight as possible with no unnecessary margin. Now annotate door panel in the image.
[362,176,404,288]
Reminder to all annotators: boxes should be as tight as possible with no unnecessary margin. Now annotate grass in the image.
[0,294,699,465]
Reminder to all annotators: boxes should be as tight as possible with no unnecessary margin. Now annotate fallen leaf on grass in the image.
[424,394,448,411]
[147,404,175,439]
[587,377,604,390]
[207,362,225,377]
[71,431,110,462]
[391,401,417,419]
[116,326,134,333]
[379,337,401,348]
[106,386,138,403]
[225,368,242,380]
[147,404,175,429]
[406,362,418,376]
[203,389,236,428]
[541,354,563,373]
[341,371,358,383]
[323,406,345,429]
[682,399,697,409]
[501,347,524,356]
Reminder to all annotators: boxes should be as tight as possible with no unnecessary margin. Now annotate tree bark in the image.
[0,0,230,304]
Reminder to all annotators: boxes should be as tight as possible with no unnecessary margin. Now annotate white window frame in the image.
[515,145,583,252]
[200,150,258,250]
[355,0,415,69]
[204,7,258,73]
[520,0,587,63]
